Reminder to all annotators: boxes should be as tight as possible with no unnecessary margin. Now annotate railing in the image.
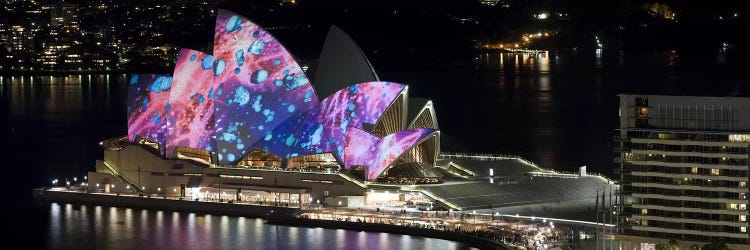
[336,173,367,189]
[630,147,749,155]
[101,161,143,193]
[440,152,550,173]
[527,171,579,179]
[408,189,462,211]
[614,135,629,141]
[445,162,476,177]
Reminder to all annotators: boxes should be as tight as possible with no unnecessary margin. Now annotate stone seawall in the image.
[32,189,298,218]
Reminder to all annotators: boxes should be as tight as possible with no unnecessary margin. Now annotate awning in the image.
[211,183,308,193]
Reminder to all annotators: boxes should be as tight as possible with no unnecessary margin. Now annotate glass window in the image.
[729,134,750,142]
[691,167,698,174]
[635,97,648,107]
[741,215,747,222]
[711,169,720,175]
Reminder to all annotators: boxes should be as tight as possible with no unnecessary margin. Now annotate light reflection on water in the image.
[45,203,475,250]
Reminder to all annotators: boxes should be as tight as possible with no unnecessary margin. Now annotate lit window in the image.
[690,167,698,174]
[641,209,648,215]
[742,204,747,211]
[639,107,648,116]
[741,182,747,188]
[742,227,747,233]
[729,134,750,142]
[711,169,720,175]
[730,204,739,210]
[741,215,747,222]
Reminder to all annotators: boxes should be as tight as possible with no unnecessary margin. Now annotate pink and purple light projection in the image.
[164,49,219,157]
[260,81,405,160]
[212,10,318,164]
[344,127,437,180]
[126,74,173,155]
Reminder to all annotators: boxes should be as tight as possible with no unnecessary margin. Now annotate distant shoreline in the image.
[0,70,170,77]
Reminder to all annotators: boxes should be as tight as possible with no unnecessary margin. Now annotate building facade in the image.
[89,9,443,209]
[616,95,750,249]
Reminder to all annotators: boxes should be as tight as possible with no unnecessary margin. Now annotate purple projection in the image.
[212,9,318,163]
[344,127,436,180]
[126,74,174,155]
[164,49,219,157]
[282,81,406,160]
[250,109,313,159]
[124,9,439,173]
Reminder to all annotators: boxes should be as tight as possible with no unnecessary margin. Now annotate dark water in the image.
[43,203,471,250]
[2,50,748,248]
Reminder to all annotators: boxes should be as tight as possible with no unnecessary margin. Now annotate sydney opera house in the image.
[89,9,612,213]
[89,9,441,207]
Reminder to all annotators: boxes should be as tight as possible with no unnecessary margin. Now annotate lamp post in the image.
[218,169,222,202]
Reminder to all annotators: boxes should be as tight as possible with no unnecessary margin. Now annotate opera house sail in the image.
[96,9,443,205]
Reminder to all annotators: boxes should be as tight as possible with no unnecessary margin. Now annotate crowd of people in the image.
[450,224,565,249]
[302,209,573,249]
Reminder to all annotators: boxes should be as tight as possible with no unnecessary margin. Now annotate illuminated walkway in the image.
[300,208,587,249]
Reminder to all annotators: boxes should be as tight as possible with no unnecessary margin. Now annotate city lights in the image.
[25,2,749,249]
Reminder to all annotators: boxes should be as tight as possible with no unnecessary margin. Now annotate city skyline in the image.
[5,1,750,250]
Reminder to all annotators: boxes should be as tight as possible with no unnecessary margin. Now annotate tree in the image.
[667,239,680,250]
[701,240,730,250]
[656,239,680,250]
[689,244,700,250]
[655,243,668,250]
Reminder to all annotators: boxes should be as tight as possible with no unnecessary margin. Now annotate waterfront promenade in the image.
[298,208,573,249]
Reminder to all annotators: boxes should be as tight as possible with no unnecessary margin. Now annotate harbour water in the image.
[43,203,474,249]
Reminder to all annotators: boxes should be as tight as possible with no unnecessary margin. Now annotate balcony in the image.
[614,135,629,142]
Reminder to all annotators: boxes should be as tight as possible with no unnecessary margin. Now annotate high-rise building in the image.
[616,95,750,249]
[479,0,500,7]
[50,3,80,32]
[10,25,34,53]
